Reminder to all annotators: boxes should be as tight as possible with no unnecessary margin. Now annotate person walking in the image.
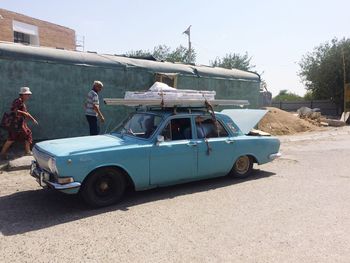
[1,87,38,159]
[85,80,105,135]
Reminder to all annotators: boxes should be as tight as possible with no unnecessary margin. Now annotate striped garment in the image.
[85,89,99,116]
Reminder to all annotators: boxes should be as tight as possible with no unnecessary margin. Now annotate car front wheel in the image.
[230,155,253,178]
[81,167,126,208]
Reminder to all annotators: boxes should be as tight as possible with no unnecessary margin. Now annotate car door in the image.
[195,116,237,178]
[150,117,197,185]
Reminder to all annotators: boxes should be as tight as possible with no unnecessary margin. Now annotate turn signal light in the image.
[57,177,74,184]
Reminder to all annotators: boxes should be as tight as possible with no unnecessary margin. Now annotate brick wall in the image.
[0,8,76,50]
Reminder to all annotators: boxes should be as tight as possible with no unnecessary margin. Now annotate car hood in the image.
[35,134,131,156]
[221,109,268,134]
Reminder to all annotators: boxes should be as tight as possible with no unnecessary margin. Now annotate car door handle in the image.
[225,139,235,144]
[187,142,198,147]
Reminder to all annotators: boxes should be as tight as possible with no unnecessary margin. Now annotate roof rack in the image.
[103,98,249,108]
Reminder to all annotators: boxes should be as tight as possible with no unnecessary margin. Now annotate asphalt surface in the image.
[1,126,350,262]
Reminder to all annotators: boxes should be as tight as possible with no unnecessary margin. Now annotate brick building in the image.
[0,8,76,50]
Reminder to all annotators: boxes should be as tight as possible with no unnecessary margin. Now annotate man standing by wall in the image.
[85,80,105,135]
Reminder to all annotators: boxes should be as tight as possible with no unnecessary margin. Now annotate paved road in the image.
[1,127,350,262]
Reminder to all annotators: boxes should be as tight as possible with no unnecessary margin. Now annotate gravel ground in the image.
[1,126,350,262]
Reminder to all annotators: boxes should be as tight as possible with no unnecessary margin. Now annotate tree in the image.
[273,90,304,102]
[152,45,171,61]
[303,90,315,101]
[126,49,152,58]
[210,52,255,71]
[126,44,196,64]
[166,45,196,64]
[299,37,350,111]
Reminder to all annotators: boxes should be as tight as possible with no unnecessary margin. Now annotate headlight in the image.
[48,157,58,174]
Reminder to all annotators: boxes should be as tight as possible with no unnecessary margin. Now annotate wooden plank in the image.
[104,98,249,107]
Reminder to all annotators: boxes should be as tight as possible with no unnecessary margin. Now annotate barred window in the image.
[14,31,30,45]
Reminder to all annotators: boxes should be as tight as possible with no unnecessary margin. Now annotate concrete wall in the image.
[0,8,75,50]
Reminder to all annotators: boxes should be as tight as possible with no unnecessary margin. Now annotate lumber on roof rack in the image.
[104,98,249,108]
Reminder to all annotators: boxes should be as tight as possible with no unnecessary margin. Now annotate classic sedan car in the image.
[30,108,281,207]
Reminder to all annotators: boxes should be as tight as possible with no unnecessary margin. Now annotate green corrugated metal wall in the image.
[0,45,260,141]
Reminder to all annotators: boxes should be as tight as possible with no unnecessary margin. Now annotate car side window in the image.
[161,118,192,141]
[195,117,228,138]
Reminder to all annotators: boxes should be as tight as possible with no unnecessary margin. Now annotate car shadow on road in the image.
[0,169,274,236]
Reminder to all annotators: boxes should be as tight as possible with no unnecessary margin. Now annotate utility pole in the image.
[342,48,347,112]
[183,25,192,63]
[76,35,85,52]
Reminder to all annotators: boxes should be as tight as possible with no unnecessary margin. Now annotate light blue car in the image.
[30,108,281,207]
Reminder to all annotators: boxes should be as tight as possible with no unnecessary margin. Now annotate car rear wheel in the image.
[81,167,126,208]
[230,155,253,178]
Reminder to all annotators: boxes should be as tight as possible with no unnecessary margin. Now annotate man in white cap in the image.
[85,80,105,135]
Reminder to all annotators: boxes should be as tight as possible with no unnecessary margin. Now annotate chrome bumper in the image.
[30,161,81,190]
[269,152,282,160]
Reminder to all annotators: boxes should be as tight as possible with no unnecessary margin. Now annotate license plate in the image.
[39,172,50,187]
[39,172,44,186]
[30,162,36,175]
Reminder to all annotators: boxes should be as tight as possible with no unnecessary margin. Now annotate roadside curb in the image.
[0,161,8,171]
[0,156,33,171]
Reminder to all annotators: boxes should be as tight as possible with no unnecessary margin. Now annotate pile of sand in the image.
[258,107,319,135]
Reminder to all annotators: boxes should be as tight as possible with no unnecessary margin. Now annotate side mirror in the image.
[156,135,164,144]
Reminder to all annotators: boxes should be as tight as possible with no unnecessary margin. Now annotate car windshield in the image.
[113,113,162,139]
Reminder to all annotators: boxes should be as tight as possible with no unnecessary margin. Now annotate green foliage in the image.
[210,52,255,71]
[126,47,255,71]
[152,45,171,61]
[166,45,196,64]
[303,90,315,101]
[126,49,152,58]
[299,37,350,110]
[273,90,304,102]
[126,44,196,64]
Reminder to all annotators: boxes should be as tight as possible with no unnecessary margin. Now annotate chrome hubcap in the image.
[99,181,109,192]
[235,156,250,174]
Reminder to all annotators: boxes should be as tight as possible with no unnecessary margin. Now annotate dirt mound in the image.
[258,107,319,135]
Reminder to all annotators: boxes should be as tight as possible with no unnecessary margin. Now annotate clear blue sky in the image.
[1,0,349,96]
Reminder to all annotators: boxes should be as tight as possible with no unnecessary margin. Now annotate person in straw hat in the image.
[1,87,38,159]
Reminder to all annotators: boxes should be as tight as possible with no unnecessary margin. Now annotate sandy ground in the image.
[258,107,320,135]
[1,126,350,262]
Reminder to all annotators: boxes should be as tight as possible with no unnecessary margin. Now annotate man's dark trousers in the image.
[86,115,99,135]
